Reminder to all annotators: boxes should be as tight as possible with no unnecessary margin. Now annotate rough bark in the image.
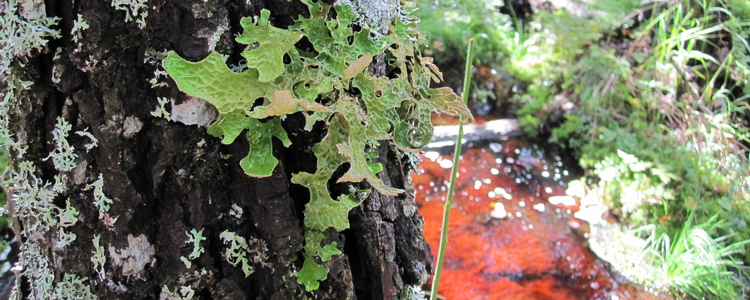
[3,0,433,298]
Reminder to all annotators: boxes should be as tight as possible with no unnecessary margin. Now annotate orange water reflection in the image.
[415,139,662,300]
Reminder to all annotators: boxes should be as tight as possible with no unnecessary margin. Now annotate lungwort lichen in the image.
[163,2,472,291]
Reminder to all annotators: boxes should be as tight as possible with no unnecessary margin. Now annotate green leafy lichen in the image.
[206,114,291,177]
[236,10,305,82]
[297,231,341,291]
[163,1,473,291]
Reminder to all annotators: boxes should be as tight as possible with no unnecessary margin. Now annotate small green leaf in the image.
[717,197,732,211]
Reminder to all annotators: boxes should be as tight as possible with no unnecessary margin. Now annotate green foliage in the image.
[420,0,750,296]
[207,115,291,177]
[639,214,750,299]
[415,0,512,64]
[297,230,341,291]
[164,3,472,291]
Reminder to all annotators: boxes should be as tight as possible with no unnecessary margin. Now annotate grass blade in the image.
[430,38,475,300]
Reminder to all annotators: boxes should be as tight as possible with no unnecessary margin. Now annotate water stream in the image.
[415,137,662,299]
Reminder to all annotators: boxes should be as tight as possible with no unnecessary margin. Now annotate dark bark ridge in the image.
[0,0,468,298]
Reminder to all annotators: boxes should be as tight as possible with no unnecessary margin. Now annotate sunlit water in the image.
[415,139,661,300]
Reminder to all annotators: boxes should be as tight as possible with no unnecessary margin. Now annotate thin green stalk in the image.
[430,38,474,300]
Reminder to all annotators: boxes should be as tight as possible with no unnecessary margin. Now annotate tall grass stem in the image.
[430,38,474,300]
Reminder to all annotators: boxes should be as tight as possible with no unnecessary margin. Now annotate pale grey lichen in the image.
[123,116,143,138]
[0,0,61,76]
[58,200,79,227]
[229,204,242,219]
[55,230,76,249]
[43,117,78,172]
[338,0,400,38]
[144,48,169,88]
[70,14,88,43]
[193,22,228,53]
[111,0,148,28]
[54,200,79,249]
[108,234,156,281]
[91,235,107,281]
[181,228,206,268]
[85,174,117,227]
[219,230,268,277]
[0,93,27,158]
[75,128,98,152]
[398,285,425,300]
[151,97,171,120]
[106,281,127,293]
[3,158,87,298]
[179,256,192,269]
[51,48,63,84]
[169,97,218,128]
[51,274,97,300]
[160,285,195,300]
[186,228,206,260]
[5,161,58,236]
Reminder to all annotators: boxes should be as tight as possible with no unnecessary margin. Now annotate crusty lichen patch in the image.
[108,234,156,281]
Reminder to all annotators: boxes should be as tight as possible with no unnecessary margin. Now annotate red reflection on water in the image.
[415,139,660,300]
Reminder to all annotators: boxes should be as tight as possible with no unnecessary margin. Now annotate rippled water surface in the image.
[415,138,661,300]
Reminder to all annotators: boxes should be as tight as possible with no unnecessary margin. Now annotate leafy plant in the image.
[644,213,750,299]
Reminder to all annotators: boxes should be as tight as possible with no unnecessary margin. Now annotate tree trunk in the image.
[1,0,438,298]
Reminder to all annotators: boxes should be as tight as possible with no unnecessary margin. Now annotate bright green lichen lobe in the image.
[237,9,304,82]
[297,231,341,291]
[164,2,472,291]
[207,114,291,177]
[164,1,471,179]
